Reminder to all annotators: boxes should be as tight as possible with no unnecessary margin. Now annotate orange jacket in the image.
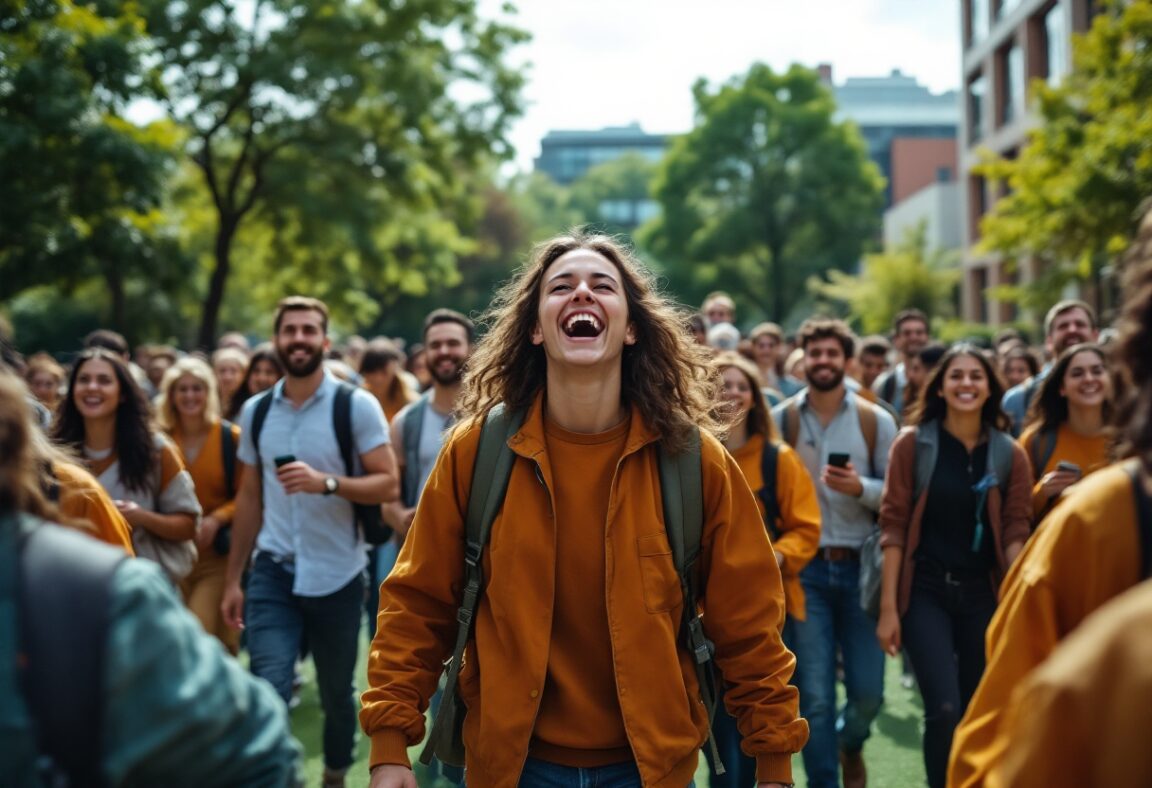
[360,396,807,787]
[730,435,821,620]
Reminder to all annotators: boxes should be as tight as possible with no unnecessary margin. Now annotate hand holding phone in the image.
[1056,461,1082,479]
[827,452,851,469]
[274,454,297,468]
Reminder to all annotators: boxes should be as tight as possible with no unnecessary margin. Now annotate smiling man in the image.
[221,296,399,788]
[361,231,807,788]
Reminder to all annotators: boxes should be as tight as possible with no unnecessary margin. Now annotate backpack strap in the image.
[853,394,878,477]
[1129,464,1152,579]
[758,441,781,540]
[420,404,524,767]
[1029,427,1059,482]
[913,422,939,502]
[219,420,237,499]
[249,389,275,477]
[781,399,801,449]
[16,517,126,784]
[658,429,724,775]
[401,395,430,508]
[881,371,897,406]
[987,430,1015,492]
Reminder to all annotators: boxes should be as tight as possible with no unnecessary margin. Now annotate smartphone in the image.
[827,452,851,469]
[1056,460,1082,477]
[274,454,297,468]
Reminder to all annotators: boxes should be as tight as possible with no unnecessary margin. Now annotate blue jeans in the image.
[785,557,885,788]
[704,692,756,788]
[901,562,996,788]
[246,553,364,770]
[516,758,694,787]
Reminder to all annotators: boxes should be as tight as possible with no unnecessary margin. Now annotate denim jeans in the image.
[785,557,885,788]
[704,692,756,788]
[365,538,401,642]
[901,562,996,788]
[516,758,694,787]
[245,553,364,770]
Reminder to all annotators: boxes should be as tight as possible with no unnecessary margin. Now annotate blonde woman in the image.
[157,357,242,652]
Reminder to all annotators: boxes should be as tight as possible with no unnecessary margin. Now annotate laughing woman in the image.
[875,346,1032,788]
[54,348,201,583]
[1019,342,1113,521]
[157,357,243,652]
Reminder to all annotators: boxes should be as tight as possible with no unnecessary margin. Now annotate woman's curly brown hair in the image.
[457,229,724,452]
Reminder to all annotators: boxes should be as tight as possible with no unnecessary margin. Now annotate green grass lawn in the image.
[292,648,925,787]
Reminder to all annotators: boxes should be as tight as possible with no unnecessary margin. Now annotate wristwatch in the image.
[323,476,339,496]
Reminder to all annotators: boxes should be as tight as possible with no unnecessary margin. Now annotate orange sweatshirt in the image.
[729,434,821,620]
[529,417,631,766]
[1019,422,1110,519]
[54,460,135,554]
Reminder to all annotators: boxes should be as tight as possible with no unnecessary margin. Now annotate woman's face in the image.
[73,359,121,422]
[1002,357,1032,389]
[248,359,281,394]
[719,366,755,420]
[214,359,244,399]
[172,374,208,420]
[408,352,431,388]
[29,371,61,407]
[1060,350,1109,409]
[752,335,779,369]
[939,354,989,416]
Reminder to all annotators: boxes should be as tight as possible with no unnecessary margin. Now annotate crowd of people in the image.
[3,224,1152,788]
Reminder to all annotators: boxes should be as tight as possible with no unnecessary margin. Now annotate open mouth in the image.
[563,312,603,339]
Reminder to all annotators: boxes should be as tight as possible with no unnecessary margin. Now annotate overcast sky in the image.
[490,0,962,172]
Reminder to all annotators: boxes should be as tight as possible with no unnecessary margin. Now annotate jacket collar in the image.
[507,391,661,462]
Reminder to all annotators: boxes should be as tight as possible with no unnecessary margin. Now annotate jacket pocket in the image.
[637,532,681,613]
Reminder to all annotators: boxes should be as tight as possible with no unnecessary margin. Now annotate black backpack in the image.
[419,405,727,774]
[250,383,393,545]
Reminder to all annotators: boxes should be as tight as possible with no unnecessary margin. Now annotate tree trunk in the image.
[769,243,786,322]
[105,268,127,337]
[198,218,237,350]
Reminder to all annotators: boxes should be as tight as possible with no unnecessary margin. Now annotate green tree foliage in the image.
[137,0,529,346]
[810,221,960,335]
[0,0,189,342]
[567,152,660,238]
[643,63,884,322]
[977,0,1152,305]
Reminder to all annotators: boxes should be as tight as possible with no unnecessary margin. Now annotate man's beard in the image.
[278,343,325,378]
[1055,334,1088,355]
[429,357,464,386]
[807,365,845,392]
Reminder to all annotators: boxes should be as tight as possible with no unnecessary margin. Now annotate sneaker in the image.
[841,748,867,788]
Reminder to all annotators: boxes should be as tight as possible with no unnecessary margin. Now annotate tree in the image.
[0,0,189,340]
[567,152,661,238]
[643,63,884,323]
[977,0,1152,305]
[138,0,528,347]
[810,222,960,334]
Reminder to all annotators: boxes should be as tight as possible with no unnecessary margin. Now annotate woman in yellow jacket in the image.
[157,356,243,653]
[1018,342,1113,520]
[709,352,820,786]
[361,231,807,788]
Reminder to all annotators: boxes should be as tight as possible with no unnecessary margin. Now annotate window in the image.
[968,0,990,44]
[999,42,1024,125]
[968,73,987,141]
[1044,4,1068,85]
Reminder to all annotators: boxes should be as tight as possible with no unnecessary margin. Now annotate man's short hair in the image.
[892,308,929,334]
[858,335,892,358]
[273,296,329,335]
[1044,299,1097,336]
[82,329,130,358]
[798,317,856,358]
[423,308,475,343]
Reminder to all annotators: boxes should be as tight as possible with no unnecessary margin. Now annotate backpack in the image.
[250,383,393,546]
[912,421,1015,503]
[400,394,432,508]
[1,513,127,786]
[419,405,727,775]
[1130,464,1152,578]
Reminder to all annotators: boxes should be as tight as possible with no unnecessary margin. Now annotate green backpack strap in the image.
[658,428,725,775]
[420,404,524,768]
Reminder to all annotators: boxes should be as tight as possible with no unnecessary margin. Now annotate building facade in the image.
[533,123,668,185]
[959,0,1097,324]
